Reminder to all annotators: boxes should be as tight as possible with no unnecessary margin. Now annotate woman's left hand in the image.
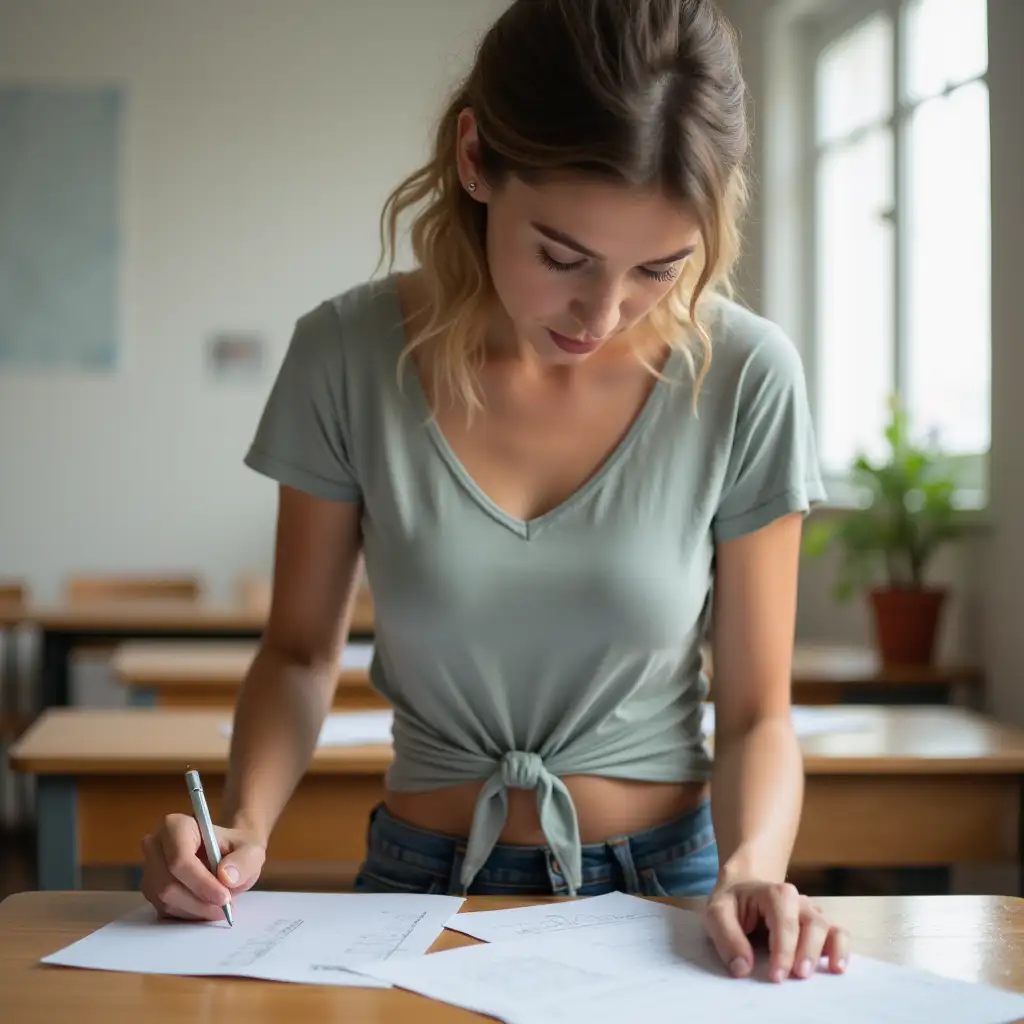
[702,878,849,982]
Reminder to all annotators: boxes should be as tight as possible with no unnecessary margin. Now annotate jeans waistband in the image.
[367,796,713,869]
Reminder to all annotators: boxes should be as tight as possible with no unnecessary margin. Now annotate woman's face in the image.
[458,113,703,363]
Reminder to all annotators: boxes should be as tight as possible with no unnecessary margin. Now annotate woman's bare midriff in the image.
[384,776,710,845]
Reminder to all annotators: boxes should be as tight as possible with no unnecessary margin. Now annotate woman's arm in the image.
[221,483,365,846]
[709,511,804,885]
[702,511,848,982]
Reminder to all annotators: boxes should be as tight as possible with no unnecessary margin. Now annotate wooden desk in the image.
[705,644,984,706]
[112,640,388,710]
[3,891,1023,1022]
[0,596,376,712]
[10,705,1024,892]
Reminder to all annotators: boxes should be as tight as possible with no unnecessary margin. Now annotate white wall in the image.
[0,0,505,601]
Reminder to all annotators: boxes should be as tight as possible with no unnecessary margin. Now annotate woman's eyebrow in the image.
[531,221,694,265]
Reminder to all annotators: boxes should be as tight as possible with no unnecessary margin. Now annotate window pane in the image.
[816,12,893,145]
[905,81,990,455]
[816,128,895,473]
[905,0,988,103]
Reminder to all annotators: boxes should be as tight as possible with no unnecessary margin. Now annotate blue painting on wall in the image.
[0,86,121,370]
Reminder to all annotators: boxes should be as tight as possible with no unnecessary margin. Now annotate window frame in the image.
[794,0,991,507]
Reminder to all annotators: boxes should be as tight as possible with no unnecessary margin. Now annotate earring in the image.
[467,181,478,192]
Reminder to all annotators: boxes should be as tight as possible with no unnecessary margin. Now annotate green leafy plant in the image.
[803,396,962,600]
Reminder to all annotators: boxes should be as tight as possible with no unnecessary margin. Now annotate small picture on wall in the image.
[207,331,264,381]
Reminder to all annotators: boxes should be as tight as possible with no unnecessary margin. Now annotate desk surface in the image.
[112,640,373,687]
[2,891,1022,1022]
[11,704,1024,776]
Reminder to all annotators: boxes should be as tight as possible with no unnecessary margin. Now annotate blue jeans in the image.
[353,798,719,897]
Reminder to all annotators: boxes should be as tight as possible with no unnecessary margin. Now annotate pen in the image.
[184,767,234,926]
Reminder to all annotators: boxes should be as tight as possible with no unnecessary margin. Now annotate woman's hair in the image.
[380,0,750,414]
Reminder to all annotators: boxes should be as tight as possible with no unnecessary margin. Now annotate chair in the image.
[65,574,203,604]
[0,581,29,831]
[62,575,204,707]
[235,573,271,612]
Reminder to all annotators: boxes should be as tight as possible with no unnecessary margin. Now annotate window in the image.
[807,0,990,492]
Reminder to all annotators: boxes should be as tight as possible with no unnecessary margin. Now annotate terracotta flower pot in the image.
[868,587,948,666]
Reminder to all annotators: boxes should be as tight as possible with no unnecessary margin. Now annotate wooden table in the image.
[10,705,1024,893]
[0,594,376,712]
[112,640,388,710]
[3,891,1023,1022]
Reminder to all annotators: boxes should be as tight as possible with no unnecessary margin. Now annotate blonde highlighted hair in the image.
[379,0,750,415]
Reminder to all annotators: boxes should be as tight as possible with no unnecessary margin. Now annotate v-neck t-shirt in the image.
[243,273,827,894]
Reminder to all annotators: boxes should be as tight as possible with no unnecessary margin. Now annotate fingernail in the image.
[837,958,847,972]
[729,957,749,976]
[798,958,812,978]
[772,967,785,983]
[222,866,238,884]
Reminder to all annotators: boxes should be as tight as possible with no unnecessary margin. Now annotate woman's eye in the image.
[537,246,681,284]
[537,247,584,273]
[640,265,680,283]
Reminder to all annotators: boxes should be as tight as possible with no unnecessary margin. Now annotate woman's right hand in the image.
[140,813,267,921]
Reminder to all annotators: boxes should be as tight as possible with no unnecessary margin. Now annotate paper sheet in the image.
[340,642,374,670]
[223,700,871,748]
[316,709,394,746]
[42,891,463,988]
[447,890,698,947]
[701,703,875,737]
[310,702,867,748]
[219,709,394,747]
[353,896,1024,1024]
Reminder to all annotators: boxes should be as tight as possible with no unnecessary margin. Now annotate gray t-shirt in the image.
[244,273,826,894]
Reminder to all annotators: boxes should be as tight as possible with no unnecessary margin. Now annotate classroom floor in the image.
[0,829,34,901]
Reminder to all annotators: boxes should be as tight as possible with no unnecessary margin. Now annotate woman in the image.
[141,0,849,983]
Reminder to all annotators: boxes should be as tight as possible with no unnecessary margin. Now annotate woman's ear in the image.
[455,108,491,201]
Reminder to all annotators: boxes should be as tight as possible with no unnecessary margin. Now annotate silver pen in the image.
[184,767,234,926]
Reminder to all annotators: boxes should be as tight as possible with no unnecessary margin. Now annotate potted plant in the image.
[802,396,962,666]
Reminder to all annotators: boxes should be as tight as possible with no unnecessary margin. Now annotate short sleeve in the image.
[243,302,362,502]
[712,325,826,543]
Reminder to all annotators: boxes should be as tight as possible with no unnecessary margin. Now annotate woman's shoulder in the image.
[695,293,808,409]
[289,273,404,368]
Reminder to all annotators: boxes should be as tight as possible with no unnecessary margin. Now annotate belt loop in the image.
[448,841,469,897]
[545,851,570,895]
[607,836,641,894]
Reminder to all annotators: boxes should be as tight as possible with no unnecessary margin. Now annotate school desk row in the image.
[5,890,1022,1022]
[0,593,377,711]
[0,592,985,711]
[108,639,986,711]
[8,704,1023,893]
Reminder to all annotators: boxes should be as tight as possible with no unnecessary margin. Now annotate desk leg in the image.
[1,626,17,716]
[1,628,18,826]
[37,776,80,890]
[40,631,72,709]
